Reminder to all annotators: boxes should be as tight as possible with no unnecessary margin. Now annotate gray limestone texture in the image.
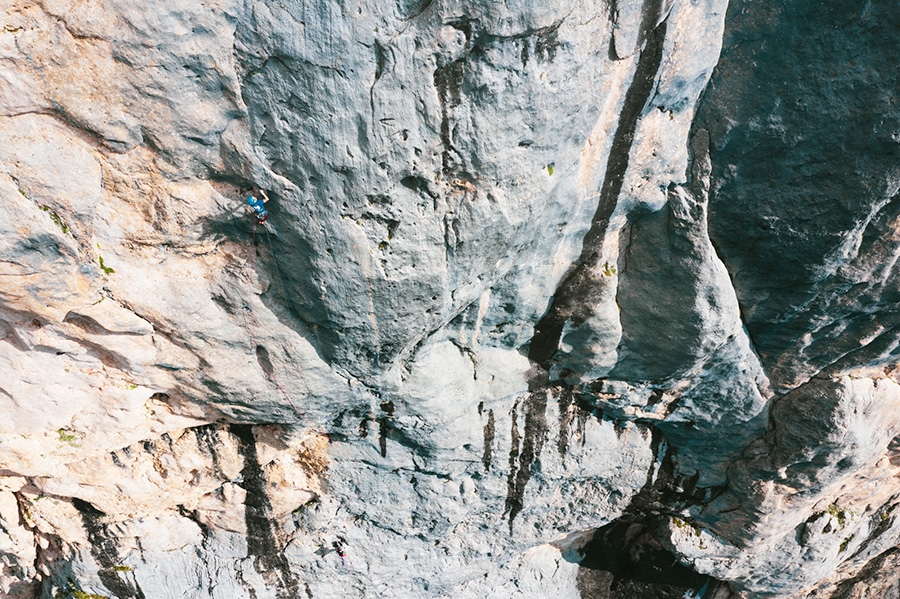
[0,0,899,598]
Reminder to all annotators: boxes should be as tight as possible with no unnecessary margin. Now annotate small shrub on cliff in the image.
[98,256,115,275]
[57,428,80,446]
[53,578,109,599]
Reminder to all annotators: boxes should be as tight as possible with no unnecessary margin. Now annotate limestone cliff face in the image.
[0,0,898,598]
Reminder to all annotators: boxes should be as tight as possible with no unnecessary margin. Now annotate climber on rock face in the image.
[247,188,269,223]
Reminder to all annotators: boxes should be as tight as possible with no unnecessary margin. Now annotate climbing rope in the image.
[263,226,291,304]
[243,220,303,416]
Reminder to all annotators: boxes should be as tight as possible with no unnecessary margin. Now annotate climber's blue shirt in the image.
[247,196,268,220]
[247,196,265,212]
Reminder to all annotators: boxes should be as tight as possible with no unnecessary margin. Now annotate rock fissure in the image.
[229,424,302,599]
[528,19,668,373]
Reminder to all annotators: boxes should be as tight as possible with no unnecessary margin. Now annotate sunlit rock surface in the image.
[1,0,898,598]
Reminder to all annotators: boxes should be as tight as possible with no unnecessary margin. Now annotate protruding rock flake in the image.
[0,0,896,597]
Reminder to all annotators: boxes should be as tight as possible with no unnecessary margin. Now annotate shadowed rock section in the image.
[72,499,146,599]
[701,0,900,394]
[576,520,730,599]
[230,424,301,599]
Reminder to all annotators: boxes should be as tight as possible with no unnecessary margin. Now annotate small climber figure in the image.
[332,539,346,559]
[246,188,269,223]
[332,536,351,568]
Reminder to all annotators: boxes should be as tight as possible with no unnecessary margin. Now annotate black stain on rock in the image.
[432,19,473,178]
[378,419,388,457]
[527,20,668,374]
[504,389,549,531]
[504,400,521,531]
[230,424,301,599]
[519,21,562,66]
[436,19,565,178]
[482,408,495,472]
[194,425,226,480]
[500,21,669,530]
[533,21,562,63]
[557,385,576,458]
[72,497,146,599]
[434,57,468,177]
[379,401,395,458]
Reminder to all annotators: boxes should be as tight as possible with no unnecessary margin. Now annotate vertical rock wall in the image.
[0,0,898,598]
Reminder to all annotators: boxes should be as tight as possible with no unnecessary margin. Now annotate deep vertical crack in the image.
[503,20,669,534]
[230,424,301,599]
[528,20,669,375]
